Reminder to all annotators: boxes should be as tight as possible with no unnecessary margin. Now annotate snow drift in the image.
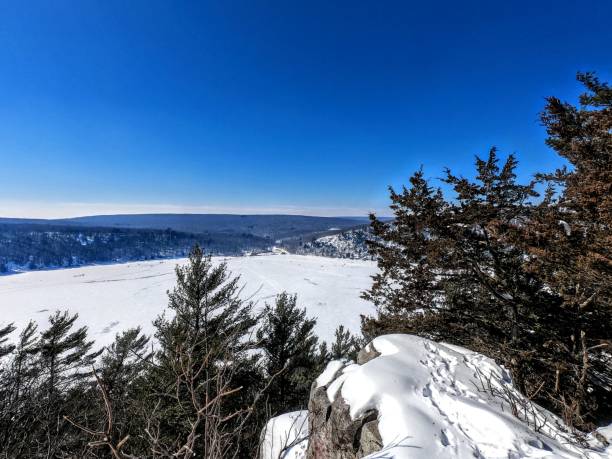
[260,411,309,459]
[262,334,612,458]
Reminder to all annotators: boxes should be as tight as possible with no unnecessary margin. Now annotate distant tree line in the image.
[294,227,374,260]
[362,73,611,430]
[0,245,359,458]
[0,225,271,273]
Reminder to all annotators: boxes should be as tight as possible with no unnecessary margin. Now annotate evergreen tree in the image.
[0,322,37,456]
[330,325,360,360]
[362,138,610,429]
[100,327,150,394]
[35,311,100,456]
[154,245,256,362]
[147,244,259,457]
[97,327,152,455]
[362,168,452,340]
[257,292,318,414]
[316,341,330,368]
[37,311,99,398]
[0,323,15,358]
[0,313,100,457]
[523,72,611,426]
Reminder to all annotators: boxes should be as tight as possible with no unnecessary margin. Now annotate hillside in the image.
[0,223,270,273]
[0,214,368,240]
[294,226,373,260]
[0,214,375,272]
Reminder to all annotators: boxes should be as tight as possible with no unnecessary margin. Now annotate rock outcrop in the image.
[262,335,612,459]
[306,344,383,458]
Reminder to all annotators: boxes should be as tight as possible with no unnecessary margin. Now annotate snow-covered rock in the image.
[260,410,309,459]
[301,335,612,458]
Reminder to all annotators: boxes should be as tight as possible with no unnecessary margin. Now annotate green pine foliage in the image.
[0,324,15,358]
[98,327,152,454]
[330,325,360,360]
[257,292,320,414]
[0,245,330,457]
[146,244,260,457]
[0,313,102,457]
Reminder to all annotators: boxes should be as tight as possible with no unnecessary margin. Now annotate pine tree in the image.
[330,325,360,360]
[523,72,612,426]
[257,292,318,414]
[316,341,330,368]
[362,147,608,429]
[362,167,453,340]
[96,327,152,455]
[148,244,259,457]
[154,245,256,362]
[37,311,99,397]
[0,322,35,455]
[0,323,15,358]
[362,74,611,430]
[31,311,100,456]
[366,151,542,341]
[101,327,150,393]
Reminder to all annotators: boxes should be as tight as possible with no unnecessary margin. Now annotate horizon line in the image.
[0,200,391,220]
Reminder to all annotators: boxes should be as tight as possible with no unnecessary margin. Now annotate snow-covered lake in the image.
[0,255,378,347]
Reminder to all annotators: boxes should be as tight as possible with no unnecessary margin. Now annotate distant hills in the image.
[295,226,374,260]
[0,214,379,272]
[0,214,369,241]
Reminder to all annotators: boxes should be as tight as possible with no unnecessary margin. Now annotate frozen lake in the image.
[0,255,378,347]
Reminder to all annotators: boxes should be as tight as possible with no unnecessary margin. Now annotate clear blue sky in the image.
[0,0,610,218]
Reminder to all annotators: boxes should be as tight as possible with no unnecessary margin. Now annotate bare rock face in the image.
[356,343,381,365]
[306,344,382,458]
[356,418,383,457]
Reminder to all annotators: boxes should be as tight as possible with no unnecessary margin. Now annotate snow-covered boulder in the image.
[305,334,612,459]
[260,410,309,459]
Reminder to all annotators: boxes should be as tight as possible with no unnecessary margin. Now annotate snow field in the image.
[0,254,377,347]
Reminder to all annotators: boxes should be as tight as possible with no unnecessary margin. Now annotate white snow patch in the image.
[320,334,611,459]
[559,220,572,236]
[316,360,348,388]
[260,410,308,459]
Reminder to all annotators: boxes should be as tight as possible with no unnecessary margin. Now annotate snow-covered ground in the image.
[0,254,377,346]
[260,411,309,459]
[264,335,612,459]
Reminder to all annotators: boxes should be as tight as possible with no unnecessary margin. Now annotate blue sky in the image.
[0,0,610,218]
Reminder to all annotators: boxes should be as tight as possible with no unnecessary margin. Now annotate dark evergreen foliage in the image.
[97,327,152,454]
[0,313,102,457]
[330,325,361,361]
[257,292,319,414]
[148,244,260,456]
[362,74,611,430]
[0,324,15,358]
[0,223,271,272]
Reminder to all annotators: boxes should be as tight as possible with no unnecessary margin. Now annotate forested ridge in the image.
[0,224,271,273]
